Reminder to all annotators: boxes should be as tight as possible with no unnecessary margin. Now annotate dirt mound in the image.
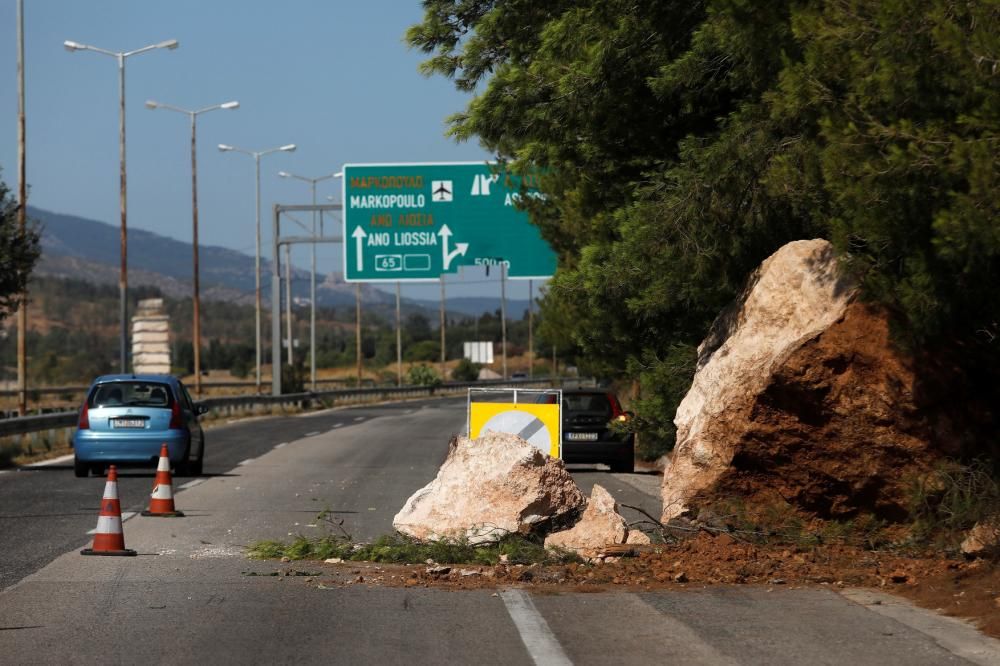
[292,533,1000,639]
[698,303,962,521]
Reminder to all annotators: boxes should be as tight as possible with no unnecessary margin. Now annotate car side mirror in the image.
[196,404,210,415]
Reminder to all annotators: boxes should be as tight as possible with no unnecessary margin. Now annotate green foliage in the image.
[451,357,480,382]
[404,339,439,362]
[769,0,1000,344]
[0,169,40,321]
[406,364,441,387]
[409,0,1000,456]
[627,345,697,460]
[248,532,580,566]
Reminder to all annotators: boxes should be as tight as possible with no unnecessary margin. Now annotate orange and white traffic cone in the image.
[141,443,185,517]
[81,465,137,557]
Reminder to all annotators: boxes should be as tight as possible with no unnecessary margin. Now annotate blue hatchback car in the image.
[72,374,207,478]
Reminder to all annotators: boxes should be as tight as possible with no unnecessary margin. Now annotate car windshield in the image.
[89,382,173,409]
[563,393,613,416]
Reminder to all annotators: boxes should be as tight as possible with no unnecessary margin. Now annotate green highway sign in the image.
[341,162,557,282]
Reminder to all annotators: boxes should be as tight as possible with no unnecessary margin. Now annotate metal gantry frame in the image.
[271,203,343,396]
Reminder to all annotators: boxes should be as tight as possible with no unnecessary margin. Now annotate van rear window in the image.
[88,382,173,409]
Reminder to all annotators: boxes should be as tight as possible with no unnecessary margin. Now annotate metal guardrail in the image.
[0,378,553,438]
[0,376,369,398]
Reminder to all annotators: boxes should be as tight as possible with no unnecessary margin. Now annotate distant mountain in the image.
[30,206,392,309]
[29,207,533,322]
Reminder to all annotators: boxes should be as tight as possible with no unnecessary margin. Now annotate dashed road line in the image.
[179,479,205,490]
[332,423,343,429]
[353,416,365,422]
[500,589,572,666]
[274,442,288,449]
[237,458,255,466]
[305,431,320,437]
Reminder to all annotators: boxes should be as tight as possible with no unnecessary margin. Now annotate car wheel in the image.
[73,457,89,478]
[91,464,106,477]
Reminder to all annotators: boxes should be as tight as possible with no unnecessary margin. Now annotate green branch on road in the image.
[248,533,581,566]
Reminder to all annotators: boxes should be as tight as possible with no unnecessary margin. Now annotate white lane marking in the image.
[353,416,365,422]
[237,458,255,466]
[332,423,343,429]
[841,589,1000,666]
[404,409,415,414]
[87,511,137,535]
[179,479,205,490]
[274,442,288,449]
[500,589,573,666]
[22,453,75,468]
[305,431,320,437]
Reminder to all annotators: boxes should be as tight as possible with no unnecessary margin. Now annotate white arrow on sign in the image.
[351,226,367,273]
[438,224,469,271]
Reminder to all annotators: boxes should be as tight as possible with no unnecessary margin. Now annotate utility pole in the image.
[146,99,238,395]
[64,38,179,373]
[396,281,402,386]
[218,143,296,392]
[439,277,447,380]
[16,0,27,415]
[355,284,362,386]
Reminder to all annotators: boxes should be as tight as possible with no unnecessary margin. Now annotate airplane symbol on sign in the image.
[431,180,453,202]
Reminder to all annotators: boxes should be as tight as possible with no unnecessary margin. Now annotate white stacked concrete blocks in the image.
[131,299,172,375]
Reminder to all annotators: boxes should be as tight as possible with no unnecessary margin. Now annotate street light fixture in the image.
[278,170,340,391]
[64,37,179,373]
[146,99,240,394]
[218,143,296,392]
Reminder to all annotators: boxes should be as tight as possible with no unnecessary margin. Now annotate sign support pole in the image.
[528,279,534,379]
[440,277,446,380]
[396,281,402,386]
[501,262,508,380]
[284,245,293,365]
[355,283,362,386]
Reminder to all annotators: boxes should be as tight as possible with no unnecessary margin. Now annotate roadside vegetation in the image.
[0,275,543,389]
[409,1,1000,463]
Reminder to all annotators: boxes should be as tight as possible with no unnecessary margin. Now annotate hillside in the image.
[30,207,393,309]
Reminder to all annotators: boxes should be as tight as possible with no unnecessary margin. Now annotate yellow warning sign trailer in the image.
[468,388,562,458]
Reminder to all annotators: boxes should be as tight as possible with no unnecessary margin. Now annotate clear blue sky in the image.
[0,0,546,301]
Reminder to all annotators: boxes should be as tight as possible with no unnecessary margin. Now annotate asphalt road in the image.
[1,397,997,664]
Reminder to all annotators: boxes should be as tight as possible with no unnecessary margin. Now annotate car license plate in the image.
[566,432,599,441]
[111,418,145,429]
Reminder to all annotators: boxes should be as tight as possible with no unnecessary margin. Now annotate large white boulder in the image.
[393,432,586,543]
[662,239,858,521]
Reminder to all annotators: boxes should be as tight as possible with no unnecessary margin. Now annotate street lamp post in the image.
[278,171,338,391]
[146,100,239,394]
[218,143,296,392]
[64,38,179,373]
